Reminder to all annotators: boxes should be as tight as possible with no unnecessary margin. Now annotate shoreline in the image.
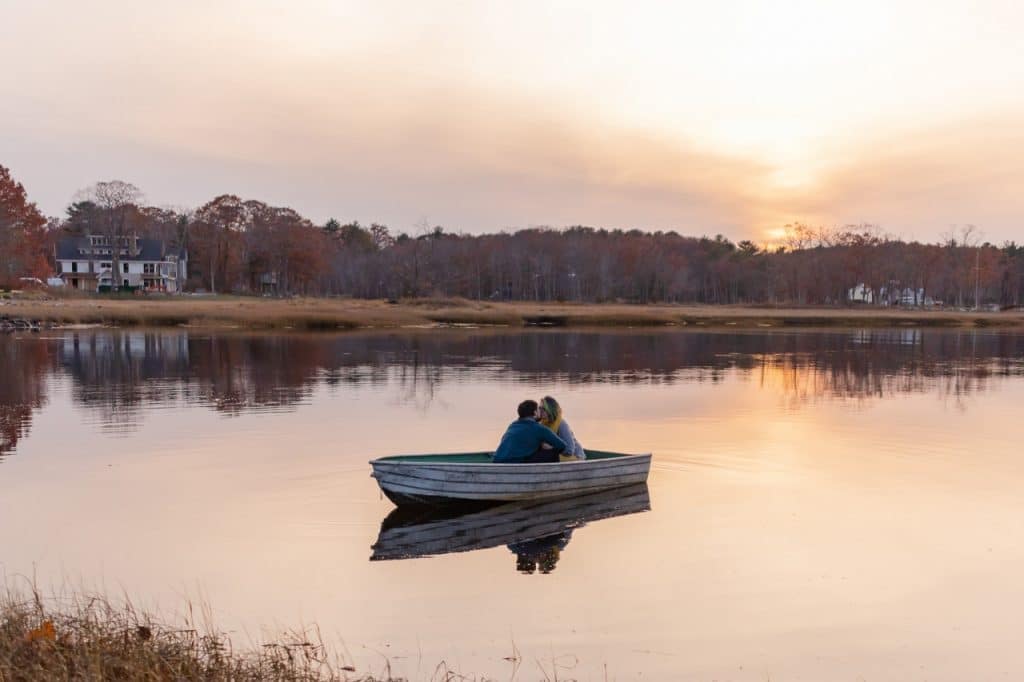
[3,296,1024,331]
[0,587,386,681]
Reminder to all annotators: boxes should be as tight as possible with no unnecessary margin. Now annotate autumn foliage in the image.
[0,165,49,287]
[190,195,328,295]
[2,164,1024,307]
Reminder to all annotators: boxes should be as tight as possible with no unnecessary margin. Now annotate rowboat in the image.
[371,483,651,562]
[369,450,651,506]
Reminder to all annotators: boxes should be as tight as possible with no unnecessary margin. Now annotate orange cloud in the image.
[766,113,1024,242]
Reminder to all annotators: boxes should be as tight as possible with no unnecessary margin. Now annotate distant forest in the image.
[3,166,1023,306]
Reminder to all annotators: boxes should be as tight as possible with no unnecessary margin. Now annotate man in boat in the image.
[493,399,567,463]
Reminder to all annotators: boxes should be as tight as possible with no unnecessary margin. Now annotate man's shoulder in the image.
[503,418,530,432]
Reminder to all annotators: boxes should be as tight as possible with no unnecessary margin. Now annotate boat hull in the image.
[370,451,652,506]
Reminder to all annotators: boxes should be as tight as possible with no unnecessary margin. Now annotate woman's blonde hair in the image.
[539,395,562,422]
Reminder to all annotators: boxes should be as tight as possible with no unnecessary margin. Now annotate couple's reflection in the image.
[371,483,651,573]
[509,530,573,574]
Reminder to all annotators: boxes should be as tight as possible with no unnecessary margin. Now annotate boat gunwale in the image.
[370,452,652,467]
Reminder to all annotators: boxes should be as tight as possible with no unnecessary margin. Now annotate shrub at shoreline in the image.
[0,588,390,682]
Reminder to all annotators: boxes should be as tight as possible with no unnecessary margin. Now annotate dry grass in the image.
[0,586,394,682]
[2,295,1023,330]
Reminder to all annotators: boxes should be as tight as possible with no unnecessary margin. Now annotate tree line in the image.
[2,165,1023,306]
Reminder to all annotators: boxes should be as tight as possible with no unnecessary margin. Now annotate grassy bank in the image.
[0,588,389,681]
[3,295,1023,330]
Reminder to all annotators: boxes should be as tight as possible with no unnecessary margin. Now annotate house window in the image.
[100,262,111,270]
[71,262,78,273]
[123,279,129,288]
[144,263,156,274]
[72,278,79,288]
[123,262,129,273]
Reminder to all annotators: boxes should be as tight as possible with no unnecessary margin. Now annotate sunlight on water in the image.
[2,329,1023,680]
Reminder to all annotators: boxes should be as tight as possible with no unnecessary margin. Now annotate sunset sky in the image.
[2,0,1022,243]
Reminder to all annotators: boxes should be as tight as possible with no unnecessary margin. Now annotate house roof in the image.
[56,236,186,261]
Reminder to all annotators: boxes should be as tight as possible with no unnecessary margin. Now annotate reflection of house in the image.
[59,332,191,366]
[56,234,187,293]
[851,328,923,347]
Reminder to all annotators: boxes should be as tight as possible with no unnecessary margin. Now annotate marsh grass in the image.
[0,587,391,681]
[3,295,1021,331]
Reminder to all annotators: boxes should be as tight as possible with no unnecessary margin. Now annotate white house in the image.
[847,283,875,304]
[878,286,937,307]
[849,283,939,307]
[55,234,187,293]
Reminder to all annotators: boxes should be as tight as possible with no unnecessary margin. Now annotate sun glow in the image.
[2,1,1024,240]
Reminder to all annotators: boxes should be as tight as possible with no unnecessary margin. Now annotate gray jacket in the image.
[556,420,586,459]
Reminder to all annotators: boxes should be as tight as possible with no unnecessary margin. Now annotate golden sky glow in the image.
[2,1,1023,242]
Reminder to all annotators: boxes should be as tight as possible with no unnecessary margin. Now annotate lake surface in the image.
[2,327,1024,680]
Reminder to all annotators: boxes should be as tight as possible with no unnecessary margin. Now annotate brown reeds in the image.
[0,587,389,681]
[2,295,1022,331]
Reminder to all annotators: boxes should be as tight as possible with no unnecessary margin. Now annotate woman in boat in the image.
[538,395,586,461]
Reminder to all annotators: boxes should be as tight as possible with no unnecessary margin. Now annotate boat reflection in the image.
[370,483,651,571]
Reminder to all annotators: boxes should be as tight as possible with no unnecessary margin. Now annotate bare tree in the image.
[79,181,144,292]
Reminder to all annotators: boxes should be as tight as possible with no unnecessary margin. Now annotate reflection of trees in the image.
[755,330,1024,408]
[0,337,52,459]
[2,329,1022,450]
[59,329,1024,421]
[316,330,1024,407]
[185,336,322,414]
[58,333,192,432]
[57,332,327,421]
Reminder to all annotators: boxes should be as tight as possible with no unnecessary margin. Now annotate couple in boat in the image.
[493,396,586,464]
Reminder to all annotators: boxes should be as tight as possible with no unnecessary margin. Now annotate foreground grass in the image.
[0,588,389,682]
[3,294,1023,330]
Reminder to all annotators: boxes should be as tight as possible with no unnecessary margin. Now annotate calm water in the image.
[2,328,1024,680]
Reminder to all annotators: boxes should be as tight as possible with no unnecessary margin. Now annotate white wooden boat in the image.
[369,450,651,506]
[372,483,650,561]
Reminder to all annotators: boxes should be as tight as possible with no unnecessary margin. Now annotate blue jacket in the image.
[494,418,567,463]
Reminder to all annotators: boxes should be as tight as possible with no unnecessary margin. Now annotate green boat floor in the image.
[376,450,631,463]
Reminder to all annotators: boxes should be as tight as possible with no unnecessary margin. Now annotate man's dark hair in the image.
[517,400,538,419]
